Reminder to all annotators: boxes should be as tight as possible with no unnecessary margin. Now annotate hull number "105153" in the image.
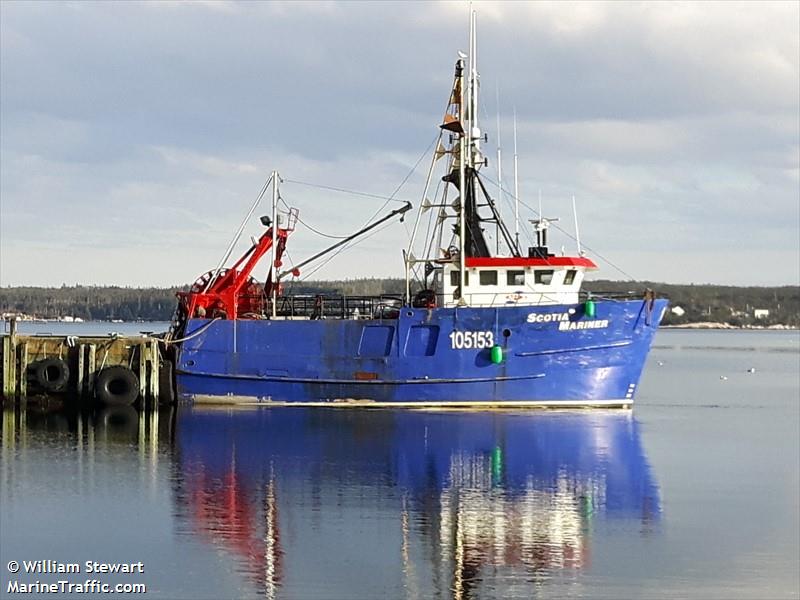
[449,330,494,349]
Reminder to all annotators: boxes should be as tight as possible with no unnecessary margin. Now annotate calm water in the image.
[2,321,172,337]
[1,329,798,599]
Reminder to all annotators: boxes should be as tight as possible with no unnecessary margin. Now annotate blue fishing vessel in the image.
[169,13,667,407]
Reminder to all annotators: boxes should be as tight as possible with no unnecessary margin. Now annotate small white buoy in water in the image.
[657,361,664,366]
[746,367,756,374]
[719,375,728,380]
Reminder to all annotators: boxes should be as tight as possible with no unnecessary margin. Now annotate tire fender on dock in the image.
[95,366,139,406]
[33,358,70,393]
[158,360,176,406]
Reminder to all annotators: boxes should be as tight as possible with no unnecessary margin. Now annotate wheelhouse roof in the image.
[463,257,598,269]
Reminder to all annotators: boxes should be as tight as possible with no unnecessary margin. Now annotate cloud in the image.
[1,1,797,287]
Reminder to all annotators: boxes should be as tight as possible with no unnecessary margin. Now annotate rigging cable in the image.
[279,135,439,278]
[479,173,639,282]
[298,220,399,281]
[361,134,439,232]
[281,179,409,204]
[278,193,381,240]
[295,215,350,240]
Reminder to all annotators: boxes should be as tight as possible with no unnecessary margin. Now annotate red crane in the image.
[178,208,299,321]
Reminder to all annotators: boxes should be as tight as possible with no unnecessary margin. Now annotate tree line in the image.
[586,280,799,327]
[1,279,798,326]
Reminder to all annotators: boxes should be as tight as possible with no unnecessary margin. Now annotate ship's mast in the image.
[458,52,467,302]
[469,9,479,162]
[405,8,523,305]
[496,85,502,255]
[459,8,480,302]
[513,108,520,251]
[572,194,583,256]
[270,171,279,318]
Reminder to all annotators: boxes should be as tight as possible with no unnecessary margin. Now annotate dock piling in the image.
[18,342,28,400]
[87,344,96,398]
[77,343,85,398]
[2,322,174,406]
[138,342,147,402]
[2,319,17,400]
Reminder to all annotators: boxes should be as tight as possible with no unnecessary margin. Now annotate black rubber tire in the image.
[158,360,176,406]
[95,366,139,406]
[34,358,70,393]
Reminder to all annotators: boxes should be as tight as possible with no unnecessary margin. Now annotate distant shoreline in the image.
[2,281,798,327]
[2,317,797,332]
[661,322,797,330]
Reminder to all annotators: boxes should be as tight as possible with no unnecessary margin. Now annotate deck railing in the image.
[234,288,658,320]
[237,294,405,320]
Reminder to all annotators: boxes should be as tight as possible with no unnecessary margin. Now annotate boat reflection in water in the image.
[173,408,661,598]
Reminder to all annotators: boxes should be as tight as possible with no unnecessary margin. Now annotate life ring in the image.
[95,366,140,406]
[33,358,70,393]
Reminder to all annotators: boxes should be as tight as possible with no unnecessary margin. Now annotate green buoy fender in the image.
[584,299,596,318]
[490,345,504,364]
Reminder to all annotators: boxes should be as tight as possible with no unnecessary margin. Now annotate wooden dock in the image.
[1,319,173,407]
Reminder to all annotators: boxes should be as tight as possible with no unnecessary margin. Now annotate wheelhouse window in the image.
[479,270,498,285]
[450,271,469,286]
[507,270,525,286]
[564,269,577,285]
[534,270,554,285]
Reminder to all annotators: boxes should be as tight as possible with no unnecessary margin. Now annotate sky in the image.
[1,0,798,288]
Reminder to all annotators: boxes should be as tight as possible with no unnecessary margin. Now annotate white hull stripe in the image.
[187,395,633,409]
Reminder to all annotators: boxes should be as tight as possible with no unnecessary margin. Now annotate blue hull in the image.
[176,298,667,406]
